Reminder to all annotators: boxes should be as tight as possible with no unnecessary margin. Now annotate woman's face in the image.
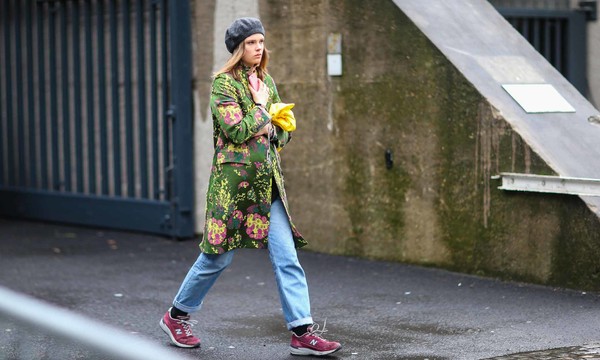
[241,33,265,68]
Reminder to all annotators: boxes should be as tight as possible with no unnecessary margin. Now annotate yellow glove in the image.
[269,103,296,132]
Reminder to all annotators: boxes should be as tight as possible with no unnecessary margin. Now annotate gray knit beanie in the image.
[225,17,265,53]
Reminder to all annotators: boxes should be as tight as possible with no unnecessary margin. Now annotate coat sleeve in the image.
[211,74,271,145]
[265,76,292,149]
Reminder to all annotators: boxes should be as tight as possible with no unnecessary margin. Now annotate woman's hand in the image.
[248,77,269,106]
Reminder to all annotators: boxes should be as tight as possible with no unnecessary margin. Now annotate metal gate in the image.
[0,0,194,237]
[490,0,596,96]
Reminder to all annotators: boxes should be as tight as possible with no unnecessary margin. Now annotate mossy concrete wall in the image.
[192,0,600,290]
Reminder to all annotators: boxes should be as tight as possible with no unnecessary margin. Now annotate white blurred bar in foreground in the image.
[0,286,192,360]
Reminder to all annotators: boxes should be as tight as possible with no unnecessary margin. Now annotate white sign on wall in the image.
[327,33,342,77]
[502,84,576,113]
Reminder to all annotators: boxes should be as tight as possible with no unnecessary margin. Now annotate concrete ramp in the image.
[393,0,600,214]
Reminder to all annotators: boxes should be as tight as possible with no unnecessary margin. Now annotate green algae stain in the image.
[336,81,413,258]
[330,0,472,261]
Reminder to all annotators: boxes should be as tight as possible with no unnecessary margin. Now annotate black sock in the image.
[292,325,310,336]
[170,307,188,318]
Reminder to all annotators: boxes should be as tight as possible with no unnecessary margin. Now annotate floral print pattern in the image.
[206,218,227,246]
[199,67,307,254]
[245,213,269,240]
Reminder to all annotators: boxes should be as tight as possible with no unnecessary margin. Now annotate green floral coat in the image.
[199,67,307,254]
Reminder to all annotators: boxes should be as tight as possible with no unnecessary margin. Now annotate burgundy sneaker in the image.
[159,308,200,348]
[290,322,342,356]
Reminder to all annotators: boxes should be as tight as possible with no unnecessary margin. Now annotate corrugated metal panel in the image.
[0,0,194,237]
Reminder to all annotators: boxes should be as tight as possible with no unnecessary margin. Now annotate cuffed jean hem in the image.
[172,300,202,314]
[287,316,314,331]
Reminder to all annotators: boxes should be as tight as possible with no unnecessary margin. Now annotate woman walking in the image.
[159,17,342,357]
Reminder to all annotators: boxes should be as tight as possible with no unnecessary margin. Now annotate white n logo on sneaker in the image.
[175,329,183,335]
[310,339,319,346]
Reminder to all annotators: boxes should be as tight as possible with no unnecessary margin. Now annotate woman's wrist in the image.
[255,103,271,119]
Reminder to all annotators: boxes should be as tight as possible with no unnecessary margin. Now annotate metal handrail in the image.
[0,286,192,360]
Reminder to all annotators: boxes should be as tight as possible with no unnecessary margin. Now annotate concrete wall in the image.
[191,0,600,290]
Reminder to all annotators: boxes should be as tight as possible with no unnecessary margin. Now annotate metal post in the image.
[168,0,194,237]
[136,0,149,199]
[60,1,72,192]
[84,0,96,194]
[122,0,135,198]
[97,0,109,196]
[567,9,588,96]
[109,0,122,197]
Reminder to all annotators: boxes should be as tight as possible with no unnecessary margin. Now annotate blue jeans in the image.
[172,198,313,330]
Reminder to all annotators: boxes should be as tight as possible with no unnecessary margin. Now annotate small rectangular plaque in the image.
[327,54,342,76]
[502,84,575,113]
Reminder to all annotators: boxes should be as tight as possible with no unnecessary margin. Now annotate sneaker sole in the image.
[159,319,200,348]
[290,345,342,356]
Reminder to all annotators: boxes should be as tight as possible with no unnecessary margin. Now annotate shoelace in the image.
[308,319,328,338]
[176,318,198,337]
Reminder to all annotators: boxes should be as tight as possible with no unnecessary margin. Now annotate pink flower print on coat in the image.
[223,105,243,126]
[206,218,227,245]
[245,213,269,240]
[238,181,250,189]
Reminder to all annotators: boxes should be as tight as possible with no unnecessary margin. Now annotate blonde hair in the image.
[214,40,270,82]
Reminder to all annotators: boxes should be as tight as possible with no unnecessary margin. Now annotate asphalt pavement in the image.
[1,217,600,360]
